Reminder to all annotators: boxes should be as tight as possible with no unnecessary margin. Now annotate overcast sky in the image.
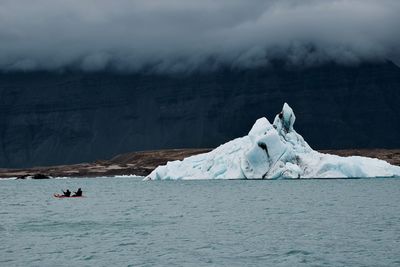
[0,0,399,72]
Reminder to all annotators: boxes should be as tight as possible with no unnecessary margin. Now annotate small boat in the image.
[53,194,84,198]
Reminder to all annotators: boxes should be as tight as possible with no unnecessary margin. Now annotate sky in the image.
[0,0,399,72]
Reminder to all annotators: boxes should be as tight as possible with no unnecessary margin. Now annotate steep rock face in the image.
[0,62,400,168]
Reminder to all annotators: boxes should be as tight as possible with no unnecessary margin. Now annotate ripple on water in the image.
[285,250,312,256]
[118,242,138,247]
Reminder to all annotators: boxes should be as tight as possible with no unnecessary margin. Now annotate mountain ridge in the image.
[0,61,399,168]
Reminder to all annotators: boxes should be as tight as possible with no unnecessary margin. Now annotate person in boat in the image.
[73,188,82,197]
[62,189,71,197]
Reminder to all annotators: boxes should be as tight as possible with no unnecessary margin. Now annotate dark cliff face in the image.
[0,62,400,168]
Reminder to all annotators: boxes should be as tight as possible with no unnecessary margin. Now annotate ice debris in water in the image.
[145,103,400,180]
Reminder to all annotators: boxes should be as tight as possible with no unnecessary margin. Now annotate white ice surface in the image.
[146,103,400,180]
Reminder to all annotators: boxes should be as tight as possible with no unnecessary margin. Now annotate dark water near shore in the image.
[1,178,400,267]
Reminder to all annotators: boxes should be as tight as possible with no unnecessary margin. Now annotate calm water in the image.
[1,178,400,267]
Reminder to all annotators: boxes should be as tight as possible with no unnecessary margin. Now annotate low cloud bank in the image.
[1,0,399,72]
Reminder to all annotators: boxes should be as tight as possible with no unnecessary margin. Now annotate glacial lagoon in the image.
[1,178,400,267]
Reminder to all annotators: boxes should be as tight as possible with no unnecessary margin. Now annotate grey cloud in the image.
[0,0,399,72]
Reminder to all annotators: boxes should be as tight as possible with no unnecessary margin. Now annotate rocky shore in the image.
[0,148,399,179]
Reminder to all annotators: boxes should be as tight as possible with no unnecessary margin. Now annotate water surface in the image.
[1,178,400,266]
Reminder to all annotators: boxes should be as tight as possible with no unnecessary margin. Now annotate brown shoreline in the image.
[1,148,400,179]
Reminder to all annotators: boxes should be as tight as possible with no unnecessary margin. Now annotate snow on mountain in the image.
[145,103,400,180]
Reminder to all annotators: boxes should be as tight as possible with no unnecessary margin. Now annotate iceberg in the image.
[146,103,400,180]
